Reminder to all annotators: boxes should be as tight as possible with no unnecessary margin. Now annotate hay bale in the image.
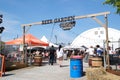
[86,67,105,80]
[86,67,120,80]
[99,72,120,80]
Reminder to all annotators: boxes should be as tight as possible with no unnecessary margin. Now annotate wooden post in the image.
[104,14,110,69]
[23,26,27,64]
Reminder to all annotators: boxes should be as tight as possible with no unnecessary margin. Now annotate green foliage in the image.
[0,41,5,51]
[103,0,120,14]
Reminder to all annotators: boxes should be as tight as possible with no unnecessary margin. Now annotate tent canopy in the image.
[5,34,49,46]
[41,36,58,47]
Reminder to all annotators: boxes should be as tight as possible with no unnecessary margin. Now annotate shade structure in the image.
[5,34,49,46]
[41,36,58,47]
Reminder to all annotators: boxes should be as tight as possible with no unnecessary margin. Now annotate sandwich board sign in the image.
[0,55,4,77]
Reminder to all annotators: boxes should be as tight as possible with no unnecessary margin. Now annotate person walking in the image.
[56,45,64,67]
[49,45,56,65]
[86,46,95,56]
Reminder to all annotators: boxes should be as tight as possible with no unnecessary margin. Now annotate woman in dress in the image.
[56,45,64,67]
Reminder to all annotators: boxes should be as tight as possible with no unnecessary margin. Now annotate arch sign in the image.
[41,16,75,25]
[41,16,75,30]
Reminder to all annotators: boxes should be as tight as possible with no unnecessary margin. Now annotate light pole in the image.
[55,35,57,44]
[118,39,120,47]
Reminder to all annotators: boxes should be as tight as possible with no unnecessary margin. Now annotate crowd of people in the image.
[4,44,120,68]
[26,45,68,67]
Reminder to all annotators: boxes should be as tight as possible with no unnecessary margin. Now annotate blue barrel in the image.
[70,58,83,78]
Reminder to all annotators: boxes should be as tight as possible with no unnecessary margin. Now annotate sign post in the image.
[0,54,5,77]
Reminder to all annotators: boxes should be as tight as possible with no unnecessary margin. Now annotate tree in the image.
[103,0,120,14]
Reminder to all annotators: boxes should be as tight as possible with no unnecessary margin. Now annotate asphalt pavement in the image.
[0,59,89,80]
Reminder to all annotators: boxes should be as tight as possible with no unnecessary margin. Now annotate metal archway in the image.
[21,11,110,68]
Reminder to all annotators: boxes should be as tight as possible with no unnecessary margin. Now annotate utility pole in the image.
[55,35,57,44]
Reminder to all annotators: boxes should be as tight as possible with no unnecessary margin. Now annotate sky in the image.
[0,0,120,45]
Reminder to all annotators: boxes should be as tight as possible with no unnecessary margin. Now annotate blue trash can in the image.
[70,58,83,78]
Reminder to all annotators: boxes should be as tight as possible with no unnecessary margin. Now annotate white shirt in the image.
[56,48,63,58]
[109,50,114,54]
[86,47,94,56]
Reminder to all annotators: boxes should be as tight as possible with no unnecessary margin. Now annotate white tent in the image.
[41,36,58,47]
[71,27,120,50]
